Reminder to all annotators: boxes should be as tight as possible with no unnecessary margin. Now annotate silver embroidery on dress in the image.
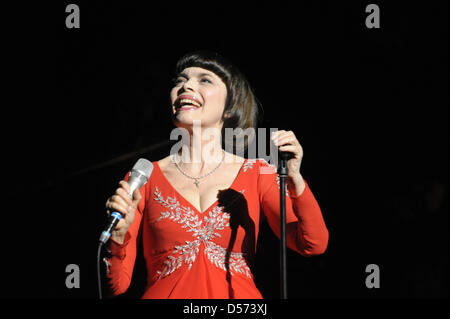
[205,241,252,277]
[242,159,256,172]
[153,187,252,280]
[103,258,111,275]
[275,175,291,198]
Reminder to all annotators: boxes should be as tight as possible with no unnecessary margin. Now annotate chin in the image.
[171,116,196,131]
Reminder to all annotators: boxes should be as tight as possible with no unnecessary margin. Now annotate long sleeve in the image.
[104,172,147,296]
[258,160,328,256]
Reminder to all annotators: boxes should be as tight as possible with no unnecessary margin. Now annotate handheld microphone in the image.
[99,158,154,244]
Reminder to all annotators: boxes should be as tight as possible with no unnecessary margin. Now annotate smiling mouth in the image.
[175,97,202,111]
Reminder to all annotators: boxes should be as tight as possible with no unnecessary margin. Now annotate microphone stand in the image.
[278,151,292,299]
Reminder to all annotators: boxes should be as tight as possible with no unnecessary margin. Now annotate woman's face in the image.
[170,67,228,130]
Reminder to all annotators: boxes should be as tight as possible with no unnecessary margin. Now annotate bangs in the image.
[175,51,231,84]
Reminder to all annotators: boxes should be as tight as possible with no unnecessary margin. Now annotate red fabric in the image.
[106,158,328,299]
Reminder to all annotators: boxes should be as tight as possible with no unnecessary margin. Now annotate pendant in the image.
[194,179,200,188]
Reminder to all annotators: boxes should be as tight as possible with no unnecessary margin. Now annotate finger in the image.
[115,187,133,205]
[106,201,129,216]
[131,188,142,206]
[110,194,130,209]
[278,144,302,155]
[277,135,296,145]
[275,135,299,147]
[272,130,296,145]
[277,130,296,141]
[271,130,285,140]
[119,180,131,194]
[105,198,116,209]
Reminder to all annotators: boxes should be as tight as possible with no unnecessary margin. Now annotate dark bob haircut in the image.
[174,50,260,152]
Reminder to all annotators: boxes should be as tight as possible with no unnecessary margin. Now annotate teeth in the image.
[180,98,201,107]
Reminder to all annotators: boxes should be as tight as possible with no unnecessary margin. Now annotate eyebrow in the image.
[178,72,214,79]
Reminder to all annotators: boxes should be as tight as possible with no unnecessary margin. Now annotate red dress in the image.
[105,158,328,299]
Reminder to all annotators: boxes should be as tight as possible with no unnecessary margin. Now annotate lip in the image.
[178,106,200,111]
[177,94,203,107]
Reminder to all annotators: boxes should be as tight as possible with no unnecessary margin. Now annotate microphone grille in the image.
[131,158,154,180]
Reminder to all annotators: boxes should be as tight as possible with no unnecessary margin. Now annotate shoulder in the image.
[156,155,173,173]
[242,157,277,175]
[225,152,245,166]
[257,158,277,173]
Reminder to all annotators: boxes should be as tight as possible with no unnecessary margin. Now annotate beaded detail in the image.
[153,187,251,279]
[242,159,257,172]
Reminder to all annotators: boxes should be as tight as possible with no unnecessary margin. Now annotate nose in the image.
[180,78,195,93]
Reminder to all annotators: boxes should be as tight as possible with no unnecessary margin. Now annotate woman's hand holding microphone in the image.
[105,181,142,244]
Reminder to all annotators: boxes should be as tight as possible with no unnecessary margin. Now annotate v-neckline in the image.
[154,158,247,214]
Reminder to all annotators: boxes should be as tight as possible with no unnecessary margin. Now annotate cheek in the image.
[205,89,227,111]
[170,88,178,104]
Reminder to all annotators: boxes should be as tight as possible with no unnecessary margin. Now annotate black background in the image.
[2,1,448,300]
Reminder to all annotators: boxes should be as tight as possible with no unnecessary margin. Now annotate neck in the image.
[176,124,224,174]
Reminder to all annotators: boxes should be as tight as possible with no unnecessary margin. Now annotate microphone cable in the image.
[97,242,104,299]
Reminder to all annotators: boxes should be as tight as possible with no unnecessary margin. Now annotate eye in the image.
[200,77,212,84]
[172,77,185,86]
